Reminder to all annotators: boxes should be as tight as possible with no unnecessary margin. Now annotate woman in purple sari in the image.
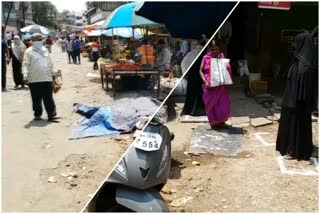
[199,43,232,128]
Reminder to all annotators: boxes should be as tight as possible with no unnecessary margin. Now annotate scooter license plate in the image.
[134,132,162,151]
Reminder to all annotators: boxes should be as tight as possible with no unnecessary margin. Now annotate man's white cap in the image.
[31,33,45,41]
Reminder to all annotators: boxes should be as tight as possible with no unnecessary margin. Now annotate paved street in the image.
[2,44,132,212]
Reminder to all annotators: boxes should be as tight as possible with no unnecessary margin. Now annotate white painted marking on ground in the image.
[87,73,100,78]
[255,132,275,147]
[277,156,319,176]
[310,157,319,172]
[199,134,224,141]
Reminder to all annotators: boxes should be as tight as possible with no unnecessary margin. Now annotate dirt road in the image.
[162,104,318,212]
[2,44,133,212]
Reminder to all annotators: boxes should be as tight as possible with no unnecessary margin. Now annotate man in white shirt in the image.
[180,39,190,58]
[155,39,172,71]
[23,33,58,122]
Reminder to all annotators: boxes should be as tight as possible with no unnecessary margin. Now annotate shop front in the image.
[227,1,318,94]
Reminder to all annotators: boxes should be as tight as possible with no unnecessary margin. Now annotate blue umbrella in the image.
[102,2,158,29]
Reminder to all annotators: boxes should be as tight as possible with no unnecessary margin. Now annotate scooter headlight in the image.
[115,159,127,178]
[158,144,169,176]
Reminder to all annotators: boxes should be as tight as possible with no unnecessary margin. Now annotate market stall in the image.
[99,2,161,97]
[103,63,160,98]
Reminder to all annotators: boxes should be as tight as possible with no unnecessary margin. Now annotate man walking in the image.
[66,37,75,63]
[91,39,100,70]
[45,36,53,53]
[23,33,58,122]
[72,36,81,64]
[155,39,172,71]
[2,33,9,92]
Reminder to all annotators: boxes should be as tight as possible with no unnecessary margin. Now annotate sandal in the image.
[48,115,61,123]
[34,116,42,121]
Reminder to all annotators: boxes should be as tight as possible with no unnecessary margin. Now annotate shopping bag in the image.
[210,58,232,87]
[53,79,62,93]
[53,69,63,94]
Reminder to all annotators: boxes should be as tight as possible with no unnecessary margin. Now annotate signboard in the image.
[258,2,291,10]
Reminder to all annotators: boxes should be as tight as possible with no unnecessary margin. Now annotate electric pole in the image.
[4,2,13,31]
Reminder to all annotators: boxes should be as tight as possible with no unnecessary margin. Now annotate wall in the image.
[2,2,33,31]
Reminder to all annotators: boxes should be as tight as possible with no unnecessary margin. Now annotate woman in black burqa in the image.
[181,44,207,116]
[276,32,318,160]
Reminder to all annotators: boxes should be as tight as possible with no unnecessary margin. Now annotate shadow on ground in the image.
[24,119,51,128]
[169,159,184,180]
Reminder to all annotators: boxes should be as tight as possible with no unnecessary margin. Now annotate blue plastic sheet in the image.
[70,104,120,139]
[70,98,159,140]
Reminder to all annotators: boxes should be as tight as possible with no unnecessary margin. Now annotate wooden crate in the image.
[141,56,155,64]
[137,45,154,56]
[251,80,268,94]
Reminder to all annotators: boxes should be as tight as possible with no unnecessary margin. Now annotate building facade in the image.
[2,2,33,32]
[75,12,87,27]
[57,10,87,33]
[85,2,126,25]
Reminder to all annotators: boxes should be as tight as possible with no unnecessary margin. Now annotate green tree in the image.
[32,2,58,29]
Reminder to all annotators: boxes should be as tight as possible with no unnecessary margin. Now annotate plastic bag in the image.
[210,58,232,87]
[237,60,250,77]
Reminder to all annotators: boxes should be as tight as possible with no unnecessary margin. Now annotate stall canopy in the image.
[85,27,144,39]
[102,27,143,39]
[135,28,155,36]
[86,20,105,32]
[102,2,158,29]
[20,24,49,35]
[135,2,237,39]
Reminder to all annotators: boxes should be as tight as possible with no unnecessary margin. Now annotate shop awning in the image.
[87,30,103,37]
[86,20,105,32]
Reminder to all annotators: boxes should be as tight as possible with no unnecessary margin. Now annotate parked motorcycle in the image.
[87,116,174,212]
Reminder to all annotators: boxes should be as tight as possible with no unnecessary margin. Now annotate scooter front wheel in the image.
[106,204,134,212]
